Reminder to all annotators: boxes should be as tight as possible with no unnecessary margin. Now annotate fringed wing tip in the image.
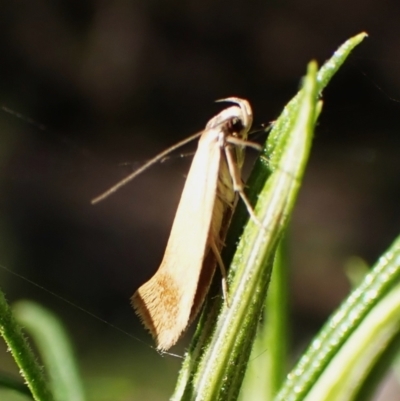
[131,278,184,351]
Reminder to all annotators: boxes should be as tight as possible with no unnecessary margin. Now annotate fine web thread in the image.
[0,262,183,359]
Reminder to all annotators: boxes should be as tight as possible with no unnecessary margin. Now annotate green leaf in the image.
[172,60,318,401]
[238,240,288,401]
[0,290,53,401]
[304,281,400,401]
[13,301,86,401]
[172,32,367,401]
[275,235,400,401]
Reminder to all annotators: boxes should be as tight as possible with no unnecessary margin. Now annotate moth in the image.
[92,97,261,351]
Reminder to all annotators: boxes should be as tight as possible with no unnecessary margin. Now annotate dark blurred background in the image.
[0,1,399,400]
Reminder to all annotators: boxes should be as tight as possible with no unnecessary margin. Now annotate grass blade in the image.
[13,301,86,401]
[0,291,53,401]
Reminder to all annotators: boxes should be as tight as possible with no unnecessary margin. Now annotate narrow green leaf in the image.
[172,60,318,401]
[0,290,53,401]
[275,235,400,401]
[172,32,367,401]
[239,240,288,401]
[13,301,86,401]
[304,281,400,401]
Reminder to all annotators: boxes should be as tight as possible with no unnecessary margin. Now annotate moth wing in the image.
[132,128,222,350]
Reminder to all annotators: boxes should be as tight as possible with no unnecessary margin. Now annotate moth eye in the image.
[228,117,244,133]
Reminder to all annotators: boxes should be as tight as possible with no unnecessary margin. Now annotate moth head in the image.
[206,97,253,140]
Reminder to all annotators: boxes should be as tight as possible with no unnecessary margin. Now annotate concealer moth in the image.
[92,97,262,351]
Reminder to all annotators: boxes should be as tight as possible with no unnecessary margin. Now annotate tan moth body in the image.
[131,98,257,351]
[91,97,260,351]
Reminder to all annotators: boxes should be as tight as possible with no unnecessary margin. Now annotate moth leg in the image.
[209,238,230,307]
[225,135,262,151]
[224,145,265,230]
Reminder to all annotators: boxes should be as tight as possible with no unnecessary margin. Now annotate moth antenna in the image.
[91,131,202,204]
